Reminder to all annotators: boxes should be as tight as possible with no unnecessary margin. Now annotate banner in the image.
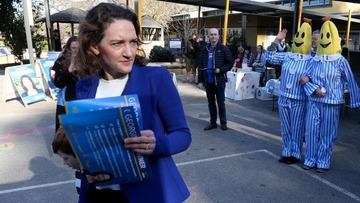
[6,64,47,107]
[38,59,59,99]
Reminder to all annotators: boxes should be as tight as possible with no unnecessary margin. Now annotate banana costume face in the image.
[291,22,312,55]
[317,20,341,55]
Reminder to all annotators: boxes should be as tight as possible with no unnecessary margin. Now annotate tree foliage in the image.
[226,30,247,58]
[0,0,198,59]
[0,0,46,59]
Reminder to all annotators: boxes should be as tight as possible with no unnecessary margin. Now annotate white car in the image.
[0,46,17,64]
[0,46,12,56]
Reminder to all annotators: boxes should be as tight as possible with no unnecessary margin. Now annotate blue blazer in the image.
[76,65,191,203]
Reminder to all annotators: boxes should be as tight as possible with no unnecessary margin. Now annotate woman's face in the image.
[70,41,79,56]
[256,46,262,53]
[93,19,138,80]
[57,151,80,170]
[22,77,34,90]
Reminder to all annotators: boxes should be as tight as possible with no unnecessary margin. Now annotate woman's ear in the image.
[90,45,100,55]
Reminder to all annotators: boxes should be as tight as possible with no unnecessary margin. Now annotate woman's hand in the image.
[124,130,156,155]
[50,70,55,81]
[85,173,111,183]
[276,29,287,42]
[198,83,204,90]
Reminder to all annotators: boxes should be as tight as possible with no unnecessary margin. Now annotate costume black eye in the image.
[326,32,330,38]
[321,33,324,39]
[301,32,305,38]
[296,32,299,38]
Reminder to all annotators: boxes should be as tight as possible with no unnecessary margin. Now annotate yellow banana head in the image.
[317,17,341,55]
[291,18,312,54]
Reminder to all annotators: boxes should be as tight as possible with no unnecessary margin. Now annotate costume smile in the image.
[320,42,331,48]
[291,19,312,54]
[294,42,304,47]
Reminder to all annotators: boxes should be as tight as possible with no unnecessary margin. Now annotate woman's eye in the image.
[131,40,138,46]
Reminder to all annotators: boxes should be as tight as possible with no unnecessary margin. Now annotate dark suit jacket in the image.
[198,42,233,84]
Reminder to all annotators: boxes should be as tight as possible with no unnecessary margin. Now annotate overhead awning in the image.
[157,0,360,24]
[35,7,86,24]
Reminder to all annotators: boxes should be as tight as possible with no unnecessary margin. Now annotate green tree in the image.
[0,0,46,59]
[226,30,247,58]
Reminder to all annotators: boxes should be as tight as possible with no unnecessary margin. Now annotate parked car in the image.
[0,46,12,56]
[0,46,16,64]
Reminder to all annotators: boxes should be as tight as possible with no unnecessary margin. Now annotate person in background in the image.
[273,38,289,78]
[50,36,79,132]
[62,32,72,48]
[197,28,233,131]
[243,45,255,68]
[311,30,320,57]
[234,44,245,69]
[340,38,349,62]
[74,3,191,202]
[194,34,207,84]
[183,33,197,83]
[252,45,267,86]
[22,49,30,60]
[277,38,288,52]
[52,126,128,202]
[53,29,62,51]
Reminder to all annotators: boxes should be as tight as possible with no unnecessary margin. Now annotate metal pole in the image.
[222,0,230,45]
[23,0,35,67]
[292,0,300,36]
[44,0,52,51]
[279,17,282,32]
[297,0,303,31]
[241,14,246,41]
[346,9,352,46]
[139,0,142,37]
[197,6,201,34]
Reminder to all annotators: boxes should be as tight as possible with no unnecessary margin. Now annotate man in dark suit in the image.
[198,28,234,131]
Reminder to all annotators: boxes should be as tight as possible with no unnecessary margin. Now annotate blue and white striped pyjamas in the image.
[266,48,312,159]
[303,54,360,169]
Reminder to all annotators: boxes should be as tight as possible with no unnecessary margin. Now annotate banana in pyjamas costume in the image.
[301,18,360,172]
[266,19,313,164]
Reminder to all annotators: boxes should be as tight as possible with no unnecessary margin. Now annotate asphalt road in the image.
[0,70,360,203]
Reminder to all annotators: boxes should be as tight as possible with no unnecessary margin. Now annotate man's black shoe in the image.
[204,124,217,131]
[221,124,228,131]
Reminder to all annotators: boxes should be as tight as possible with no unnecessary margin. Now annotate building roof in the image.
[142,15,163,28]
[158,0,360,24]
[35,7,86,23]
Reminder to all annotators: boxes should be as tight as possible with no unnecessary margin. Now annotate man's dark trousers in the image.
[205,82,227,126]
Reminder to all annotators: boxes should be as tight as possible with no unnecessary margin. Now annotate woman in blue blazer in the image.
[74,3,191,203]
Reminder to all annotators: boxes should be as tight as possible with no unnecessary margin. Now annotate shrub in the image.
[149,46,176,62]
